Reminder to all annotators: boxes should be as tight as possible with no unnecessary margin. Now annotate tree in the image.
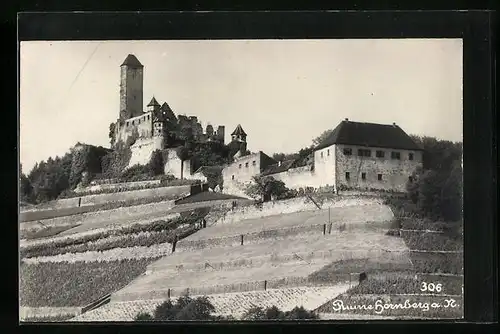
[245,175,291,201]
[242,306,318,320]
[109,122,116,147]
[149,150,164,176]
[312,128,335,147]
[136,295,220,321]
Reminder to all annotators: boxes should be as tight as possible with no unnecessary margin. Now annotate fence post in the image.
[241,234,244,246]
[323,223,326,235]
[78,197,82,207]
[167,288,171,299]
[264,280,267,291]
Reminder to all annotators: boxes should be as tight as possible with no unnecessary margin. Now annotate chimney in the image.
[392,122,397,127]
[345,118,349,121]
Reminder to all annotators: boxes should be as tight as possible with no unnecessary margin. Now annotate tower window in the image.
[132,121,135,125]
[345,172,350,180]
[126,122,129,126]
[409,153,414,160]
[327,149,330,156]
[378,174,382,181]
[147,115,150,120]
[362,172,366,180]
[252,161,256,166]
[343,148,352,156]
[320,152,323,158]
[376,150,385,158]
[232,175,235,180]
[239,164,242,169]
[391,152,401,160]
[245,162,249,168]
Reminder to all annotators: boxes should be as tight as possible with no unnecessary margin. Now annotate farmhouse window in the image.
[132,121,135,125]
[378,174,382,181]
[361,172,366,180]
[358,149,371,157]
[409,153,414,160]
[232,175,235,180]
[391,152,401,160]
[126,122,129,126]
[376,150,385,158]
[239,164,242,169]
[147,115,150,120]
[327,149,330,156]
[252,161,256,166]
[245,162,249,168]
[345,172,350,180]
[321,152,323,158]
[343,148,352,155]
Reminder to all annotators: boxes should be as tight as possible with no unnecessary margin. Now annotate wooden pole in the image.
[241,235,244,246]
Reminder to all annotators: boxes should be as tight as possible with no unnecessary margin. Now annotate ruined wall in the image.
[127,136,163,168]
[120,66,143,118]
[335,144,423,192]
[163,148,193,180]
[223,152,262,185]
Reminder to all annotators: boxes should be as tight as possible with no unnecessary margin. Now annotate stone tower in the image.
[119,54,144,120]
[231,124,247,156]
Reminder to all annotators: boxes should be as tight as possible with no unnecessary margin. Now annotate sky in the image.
[20,39,463,173]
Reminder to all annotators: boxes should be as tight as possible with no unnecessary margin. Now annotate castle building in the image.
[112,54,225,161]
[223,119,423,194]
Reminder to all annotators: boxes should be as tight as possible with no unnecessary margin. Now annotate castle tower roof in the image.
[147,96,160,107]
[231,124,247,136]
[120,54,143,68]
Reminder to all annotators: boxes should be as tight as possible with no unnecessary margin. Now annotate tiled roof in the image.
[231,124,247,136]
[261,159,296,176]
[315,120,423,151]
[147,97,160,107]
[120,54,143,68]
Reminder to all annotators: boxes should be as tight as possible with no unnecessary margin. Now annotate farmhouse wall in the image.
[334,144,423,192]
[313,144,337,189]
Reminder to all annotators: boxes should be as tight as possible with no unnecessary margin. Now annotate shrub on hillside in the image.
[245,176,294,202]
[241,305,318,320]
[135,296,219,321]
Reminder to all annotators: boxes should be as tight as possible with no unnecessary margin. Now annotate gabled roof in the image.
[161,102,177,120]
[315,120,423,151]
[147,97,160,107]
[120,54,143,68]
[231,124,247,136]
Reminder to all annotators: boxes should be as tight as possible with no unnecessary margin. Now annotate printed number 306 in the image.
[421,282,442,293]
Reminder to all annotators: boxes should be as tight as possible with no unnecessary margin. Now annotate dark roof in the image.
[261,159,296,176]
[147,97,160,107]
[315,120,423,151]
[120,54,143,68]
[193,165,223,175]
[231,124,247,136]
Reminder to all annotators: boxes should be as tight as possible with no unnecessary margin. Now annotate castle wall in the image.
[334,144,423,192]
[127,136,163,168]
[223,152,263,186]
[120,66,143,118]
[267,166,322,190]
[116,112,154,145]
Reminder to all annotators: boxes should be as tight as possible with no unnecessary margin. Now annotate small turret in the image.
[231,124,247,142]
[147,96,161,112]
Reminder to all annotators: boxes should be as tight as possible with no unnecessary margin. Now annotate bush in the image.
[242,305,318,320]
[136,296,219,321]
[134,312,153,321]
[245,176,292,202]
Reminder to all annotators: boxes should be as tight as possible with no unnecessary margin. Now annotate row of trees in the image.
[134,295,318,321]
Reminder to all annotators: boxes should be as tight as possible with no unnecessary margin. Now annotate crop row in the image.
[20,218,178,258]
[401,231,463,252]
[20,258,161,307]
[22,226,197,261]
[19,210,207,256]
[21,193,182,223]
